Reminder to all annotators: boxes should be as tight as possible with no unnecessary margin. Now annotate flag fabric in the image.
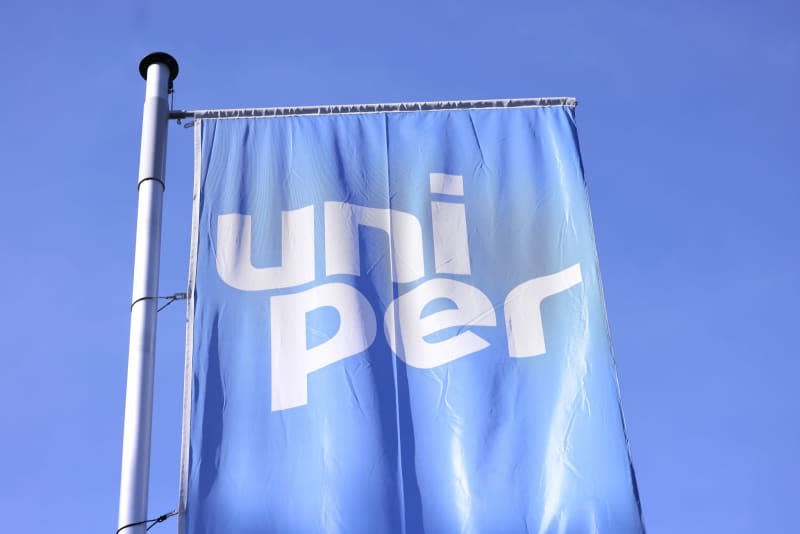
[180,101,644,533]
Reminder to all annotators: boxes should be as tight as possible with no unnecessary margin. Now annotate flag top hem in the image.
[171,97,576,120]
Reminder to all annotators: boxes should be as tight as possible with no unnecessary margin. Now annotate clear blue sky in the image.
[0,1,798,532]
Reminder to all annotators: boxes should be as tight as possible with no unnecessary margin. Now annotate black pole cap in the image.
[139,52,179,82]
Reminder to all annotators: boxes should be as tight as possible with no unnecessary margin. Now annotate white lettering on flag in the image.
[214,177,585,410]
[216,207,315,291]
[504,263,583,357]
[384,279,496,369]
[270,282,377,410]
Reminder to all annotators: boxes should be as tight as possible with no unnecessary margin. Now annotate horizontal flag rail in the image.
[169,97,576,120]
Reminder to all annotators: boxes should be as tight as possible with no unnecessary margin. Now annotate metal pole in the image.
[118,52,179,534]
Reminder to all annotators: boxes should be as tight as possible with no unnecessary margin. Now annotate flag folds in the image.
[181,101,643,533]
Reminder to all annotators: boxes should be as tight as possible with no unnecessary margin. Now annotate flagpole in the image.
[118,52,179,534]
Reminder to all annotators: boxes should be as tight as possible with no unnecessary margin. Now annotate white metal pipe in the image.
[118,54,175,534]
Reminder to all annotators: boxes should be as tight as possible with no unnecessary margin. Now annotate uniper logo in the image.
[215,173,583,411]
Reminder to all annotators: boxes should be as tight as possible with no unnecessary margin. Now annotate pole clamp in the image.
[138,176,165,191]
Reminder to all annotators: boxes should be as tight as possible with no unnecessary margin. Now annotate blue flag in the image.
[181,101,644,533]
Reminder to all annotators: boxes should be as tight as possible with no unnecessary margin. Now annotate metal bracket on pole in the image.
[118,52,179,534]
